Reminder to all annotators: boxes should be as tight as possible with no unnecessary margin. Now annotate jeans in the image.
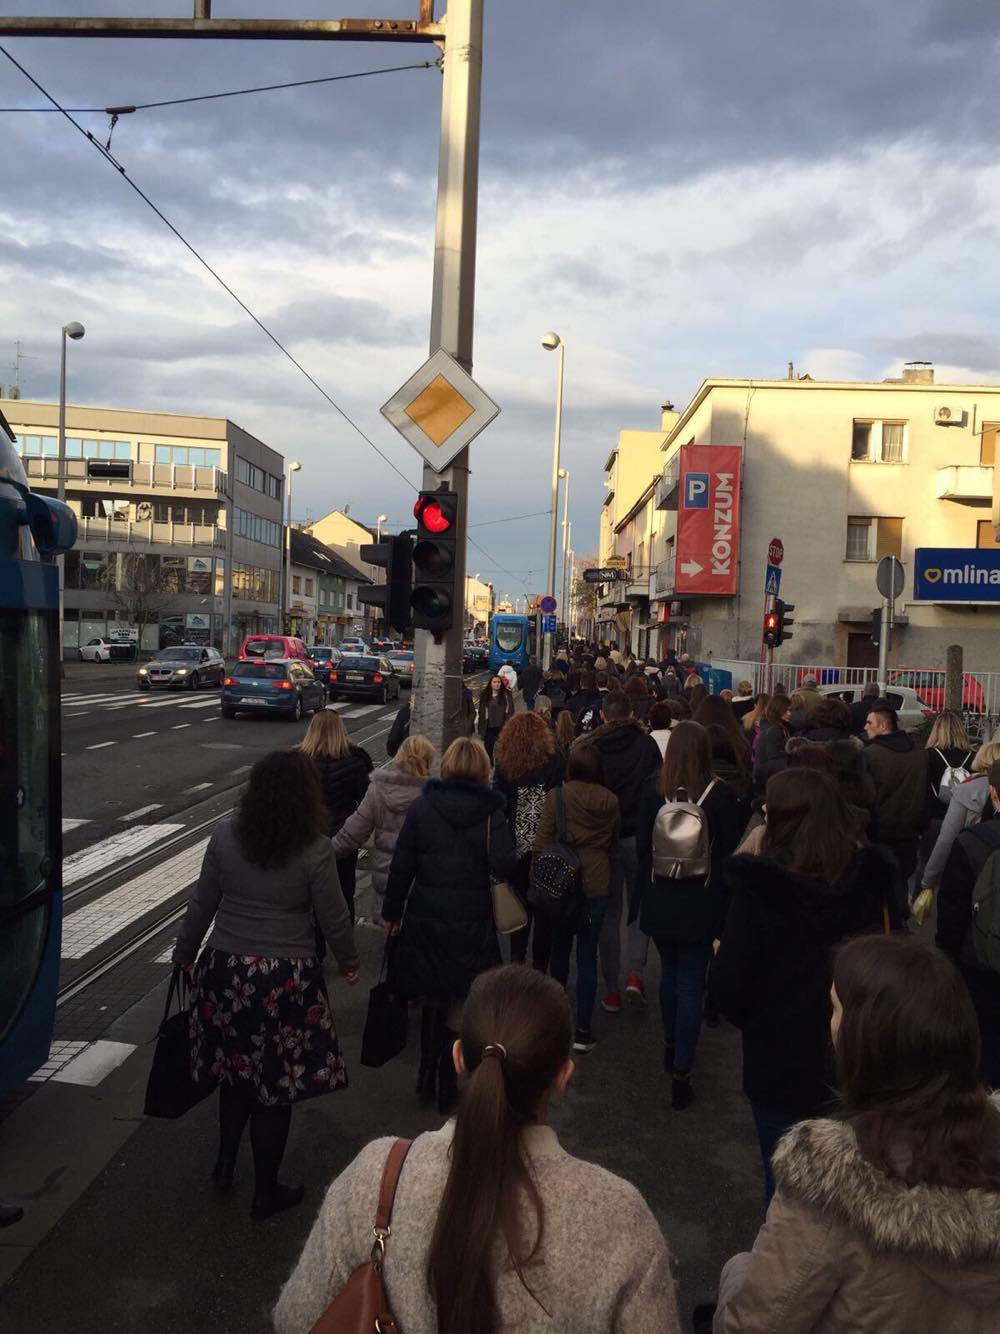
[655,939,712,1072]
[598,836,650,991]
[750,1102,799,1205]
[550,897,609,1034]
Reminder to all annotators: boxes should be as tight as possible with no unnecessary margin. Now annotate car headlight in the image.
[138,668,148,675]
[175,669,187,675]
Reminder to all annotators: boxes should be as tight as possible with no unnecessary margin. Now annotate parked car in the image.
[463,641,488,673]
[386,649,415,686]
[78,637,133,663]
[221,658,325,721]
[888,669,986,714]
[238,634,310,662]
[339,636,370,654]
[137,645,225,691]
[817,682,926,733]
[307,644,342,687]
[328,654,401,704]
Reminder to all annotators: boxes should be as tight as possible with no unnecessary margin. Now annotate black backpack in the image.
[529,787,583,929]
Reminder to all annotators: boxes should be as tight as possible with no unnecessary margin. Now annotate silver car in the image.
[138,644,225,692]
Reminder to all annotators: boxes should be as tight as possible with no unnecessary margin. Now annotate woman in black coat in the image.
[301,710,372,922]
[714,767,897,1204]
[383,736,517,1114]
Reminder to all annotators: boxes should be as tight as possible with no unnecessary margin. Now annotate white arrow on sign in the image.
[681,560,703,577]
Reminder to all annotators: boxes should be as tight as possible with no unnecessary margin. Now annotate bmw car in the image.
[221,658,326,721]
[137,645,225,691]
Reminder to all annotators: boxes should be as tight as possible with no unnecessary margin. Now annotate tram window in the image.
[495,622,524,652]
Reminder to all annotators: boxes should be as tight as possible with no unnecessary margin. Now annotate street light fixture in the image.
[541,331,564,669]
[280,461,301,635]
[57,321,85,662]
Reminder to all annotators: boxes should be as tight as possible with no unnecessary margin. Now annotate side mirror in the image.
[24,494,78,555]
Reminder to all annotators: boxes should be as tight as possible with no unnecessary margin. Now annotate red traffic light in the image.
[414,495,454,534]
[764,613,778,632]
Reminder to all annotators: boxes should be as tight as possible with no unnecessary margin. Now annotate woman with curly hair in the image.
[493,710,564,969]
[172,750,359,1222]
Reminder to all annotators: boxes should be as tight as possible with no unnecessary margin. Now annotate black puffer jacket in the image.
[586,719,663,836]
[715,845,897,1116]
[382,779,517,1000]
[312,747,373,837]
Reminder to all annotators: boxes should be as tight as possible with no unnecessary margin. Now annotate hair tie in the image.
[482,1043,507,1063]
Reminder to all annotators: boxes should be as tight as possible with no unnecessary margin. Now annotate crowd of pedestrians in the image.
[169,639,1000,1331]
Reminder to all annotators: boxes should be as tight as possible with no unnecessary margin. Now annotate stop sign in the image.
[768,537,784,566]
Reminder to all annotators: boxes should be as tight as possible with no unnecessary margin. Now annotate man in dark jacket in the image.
[517,656,543,708]
[849,681,879,735]
[864,704,928,910]
[562,668,604,735]
[386,702,410,757]
[587,693,663,1010]
[936,762,1000,1088]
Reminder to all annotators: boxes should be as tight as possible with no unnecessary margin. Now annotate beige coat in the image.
[714,1100,1000,1333]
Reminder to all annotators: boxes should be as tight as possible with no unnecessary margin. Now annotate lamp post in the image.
[281,461,301,635]
[57,321,85,662]
[541,331,564,670]
[558,466,570,636]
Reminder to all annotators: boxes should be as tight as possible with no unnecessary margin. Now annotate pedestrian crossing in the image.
[62,690,402,721]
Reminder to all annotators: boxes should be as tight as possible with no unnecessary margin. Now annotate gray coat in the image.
[331,767,427,898]
[921,774,990,889]
[172,818,358,969]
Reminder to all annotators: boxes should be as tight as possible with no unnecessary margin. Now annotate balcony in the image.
[22,456,227,496]
[651,555,676,599]
[936,465,992,505]
[74,516,226,549]
[655,454,680,510]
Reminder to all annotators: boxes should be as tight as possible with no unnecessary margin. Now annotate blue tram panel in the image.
[0,417,77,1092]
[488,614,536,674]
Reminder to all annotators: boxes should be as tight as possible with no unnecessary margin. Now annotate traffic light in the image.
[763,608,779,648]
[411,486,458,635]
[358,533,413,635]
[776,598,795,645]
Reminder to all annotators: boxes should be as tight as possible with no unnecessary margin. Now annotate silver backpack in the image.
[651,781,717,880]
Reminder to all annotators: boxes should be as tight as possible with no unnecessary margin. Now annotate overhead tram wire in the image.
[0,44,420,493]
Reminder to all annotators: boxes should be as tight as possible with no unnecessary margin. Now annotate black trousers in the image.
[336,852,358,923]
[508,854,552,971]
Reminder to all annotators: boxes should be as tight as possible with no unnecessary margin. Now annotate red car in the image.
[887,670,985,714]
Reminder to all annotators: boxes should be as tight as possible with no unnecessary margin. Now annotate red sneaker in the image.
[601,991,622,1014]
[625,973,646,1006]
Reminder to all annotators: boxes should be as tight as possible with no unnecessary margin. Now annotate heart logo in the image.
[924,567,943,583]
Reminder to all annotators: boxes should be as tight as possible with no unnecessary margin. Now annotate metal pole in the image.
[560,469,570,631]
[222,466,234,656]
[543,341,564,670]
[877,595,890,695]
[56,328,67,662]
[284,470,293,635]
[411,0,482,753]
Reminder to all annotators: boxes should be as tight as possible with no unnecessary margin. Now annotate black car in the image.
[307,644,342,687]
[328,654,401,705]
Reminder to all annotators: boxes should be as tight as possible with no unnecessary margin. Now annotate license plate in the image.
[346,672,365,681]
[241,697,268,705]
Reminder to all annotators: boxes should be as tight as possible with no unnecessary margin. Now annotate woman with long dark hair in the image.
[715,935,1000,1332]
[715,768,897,1202]
[275,965,680,1334]
[172,750,358,1221]
[622,672,652,722]
[636,721,744,1109]
[478,674,514,760]
[492,711,564,970]
[752,693,791,790]
[693,693,750,762]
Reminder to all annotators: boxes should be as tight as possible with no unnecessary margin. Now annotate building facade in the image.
[8,398,284,656]
[648,365,1000,668]
[305,509,385,639]
[465,574,493,635]
[287,527,370,645]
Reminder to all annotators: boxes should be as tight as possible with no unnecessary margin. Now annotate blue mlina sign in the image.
[914,548,1000,602]
[683,473,710,508]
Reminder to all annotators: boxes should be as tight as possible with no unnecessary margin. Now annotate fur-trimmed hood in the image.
[774,1099,1000,1307]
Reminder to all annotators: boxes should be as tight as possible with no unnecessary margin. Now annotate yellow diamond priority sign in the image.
[381,348,500,472]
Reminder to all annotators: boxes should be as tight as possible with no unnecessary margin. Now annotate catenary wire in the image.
[468,509,551,527]
[0,60,438,113]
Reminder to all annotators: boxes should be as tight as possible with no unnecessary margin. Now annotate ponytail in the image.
[426,965,572,1334]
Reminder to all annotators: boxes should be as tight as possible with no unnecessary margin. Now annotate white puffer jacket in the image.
[331,767,427,898]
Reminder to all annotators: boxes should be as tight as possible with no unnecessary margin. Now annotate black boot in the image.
[437,1027,460,1116]
[671,1071,694,1111]
[416,1006,438,1105]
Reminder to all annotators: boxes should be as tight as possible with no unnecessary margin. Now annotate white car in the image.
[78,637,132,663]
[817,683,927,733]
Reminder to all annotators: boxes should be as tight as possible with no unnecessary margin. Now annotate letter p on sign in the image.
[685,473,710,508]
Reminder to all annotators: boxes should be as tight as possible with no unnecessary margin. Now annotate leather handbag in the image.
[309,1138,413,1334]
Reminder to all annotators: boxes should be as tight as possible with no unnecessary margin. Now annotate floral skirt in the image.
[188,948,348,1106]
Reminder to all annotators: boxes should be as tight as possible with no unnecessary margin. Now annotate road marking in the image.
[233,764,252,773]
[62,822,185,887]
[132,731,157,738]
[137,697,188,709]
[65,712,88,718]
[50,1040,137,1087]
[171,723,191,730]
[63,693,134,704]
[184,782,212,793]
[177,698,219,710]
[85,741,116,750]
[62,835,209,958]
[344,704,382,717]
[326,702,351,712]
[62,818,89,832]
[202,716,220,722]
[121,803,163,822]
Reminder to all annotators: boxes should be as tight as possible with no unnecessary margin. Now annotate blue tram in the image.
[488,613,537,674]
[0,413,77,1092]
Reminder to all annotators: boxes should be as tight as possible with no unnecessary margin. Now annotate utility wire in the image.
[0,59,438,113]
[0,43,418,494]
[468,508,551,528]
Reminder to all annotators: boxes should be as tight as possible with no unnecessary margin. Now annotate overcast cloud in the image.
[2,0,1000,594]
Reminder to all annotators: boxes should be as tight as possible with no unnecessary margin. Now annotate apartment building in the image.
[8,398,284,655]
[287,526,371,645]
[649,365,1000,667]
[305,508,386,639]
[465,574,494,635]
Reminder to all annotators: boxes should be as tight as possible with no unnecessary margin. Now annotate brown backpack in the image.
[309,1138,413,1334]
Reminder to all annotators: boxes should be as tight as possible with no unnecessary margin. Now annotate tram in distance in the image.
[488,612,537,674]
[0,412,78,1092]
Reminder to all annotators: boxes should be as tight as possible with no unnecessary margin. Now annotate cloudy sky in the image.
[2,0,999,599]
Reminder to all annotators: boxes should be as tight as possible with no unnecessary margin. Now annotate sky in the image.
[3,0,1000,601]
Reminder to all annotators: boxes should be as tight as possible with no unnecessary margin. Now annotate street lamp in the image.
[281,461,301,634]
[541,331,564,669]
[558,466,570,637]
[57,321,85,662]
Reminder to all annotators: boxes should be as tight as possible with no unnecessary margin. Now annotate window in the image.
[850,420,906,463]
[292,576,302,594]
[851,422,872,461]
[977,520,1000,550]
[982,425,998,467]
[881,422,904,462]
[346,593,354,610]
[304,579,314,597]
[154,444,221,468]
[846,516,903,561]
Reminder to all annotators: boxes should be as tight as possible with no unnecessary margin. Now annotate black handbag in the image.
[360,943,409,1068]
[144,969,215,1119]
[529,787,584,929]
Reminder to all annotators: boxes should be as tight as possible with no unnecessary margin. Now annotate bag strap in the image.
[934,748,947,764]
[555,785,568,842]
[696,780,718,807]
[374,1138,414,1240]
[161,967,186,1026]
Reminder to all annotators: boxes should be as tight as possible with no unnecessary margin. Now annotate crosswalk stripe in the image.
[62,823,185,887]
[343,704,382,717]
[62,818,90,832]
[136,697,187,709]
[177,698,220,710]
[121,804,163,822]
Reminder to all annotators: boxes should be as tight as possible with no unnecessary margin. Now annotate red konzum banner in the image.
[674,444,742,596]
